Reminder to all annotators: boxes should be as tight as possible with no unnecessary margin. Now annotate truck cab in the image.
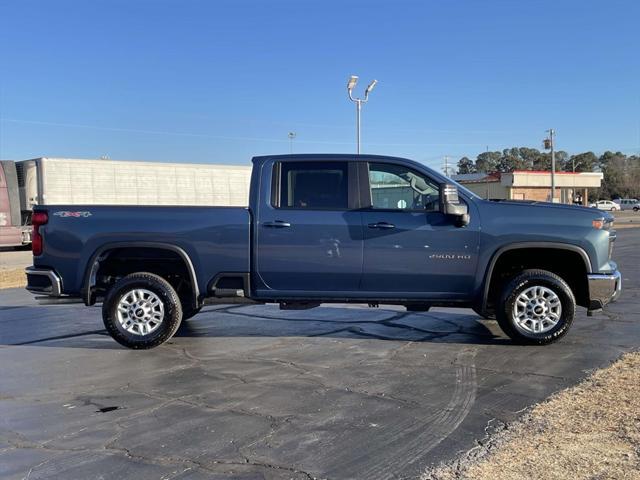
[251,155,477,303]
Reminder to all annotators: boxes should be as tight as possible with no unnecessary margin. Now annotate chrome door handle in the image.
[263,220,291,228]
[368,222,395,229]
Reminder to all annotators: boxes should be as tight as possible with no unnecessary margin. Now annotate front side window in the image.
[277,161,349,210]
[368,163,440,212]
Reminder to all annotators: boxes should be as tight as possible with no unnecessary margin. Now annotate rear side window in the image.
[277,161,349,210]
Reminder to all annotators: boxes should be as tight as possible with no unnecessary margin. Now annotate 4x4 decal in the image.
[53,211,93,218]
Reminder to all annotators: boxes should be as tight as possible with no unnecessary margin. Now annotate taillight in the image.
[32,211,48,256]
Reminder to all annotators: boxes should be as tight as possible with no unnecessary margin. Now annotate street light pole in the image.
[347,75,377,154]
[544,129,556,202]
[572,158,582,173]
[356,100,361,154]
[288,132,296,154]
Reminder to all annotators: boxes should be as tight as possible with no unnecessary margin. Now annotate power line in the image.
[0,118,490,148]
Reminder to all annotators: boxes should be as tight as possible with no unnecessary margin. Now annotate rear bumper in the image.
[587,269,622,310]
[25,267,62,296]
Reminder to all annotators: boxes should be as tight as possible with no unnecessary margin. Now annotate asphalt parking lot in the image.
[1,229,638,480]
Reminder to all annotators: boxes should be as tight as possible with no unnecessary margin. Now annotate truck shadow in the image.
[1,304,510,348]
[172,304,508,346]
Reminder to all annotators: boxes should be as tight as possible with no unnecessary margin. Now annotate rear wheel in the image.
[496,269,575,345]
[102,272,183,349]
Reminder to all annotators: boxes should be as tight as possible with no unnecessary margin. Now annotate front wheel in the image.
[102,272,183,349]
[496,269,575,345]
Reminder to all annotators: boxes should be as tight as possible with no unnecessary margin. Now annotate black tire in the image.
[102,272,183,349]
[496,269,575,345]
[634,207,639,212]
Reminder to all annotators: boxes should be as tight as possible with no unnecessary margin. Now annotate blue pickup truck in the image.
[26,154,621,349]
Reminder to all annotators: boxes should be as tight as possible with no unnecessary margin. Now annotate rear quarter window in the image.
[275,161,349,210]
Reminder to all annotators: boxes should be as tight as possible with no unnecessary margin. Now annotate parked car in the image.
[614,198,640,211]
[590,200,621,211]
[26,154,621,349]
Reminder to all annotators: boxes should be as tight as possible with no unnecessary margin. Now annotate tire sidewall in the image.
[499,271,575,344]
[103,273,182,349]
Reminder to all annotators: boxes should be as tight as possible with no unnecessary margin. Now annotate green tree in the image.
[497,148,532,172]
[597,151,628,199]
[457,156,476,174]
[475,151,501,172]
[519,147,544,170]
[535,150,568,171]
[566,152,597,172]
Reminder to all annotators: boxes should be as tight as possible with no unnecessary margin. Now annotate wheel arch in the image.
[82,242,200,308]
[480,242,591,315]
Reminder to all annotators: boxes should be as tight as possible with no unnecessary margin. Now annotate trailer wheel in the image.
[496,269,575,345]
[102,272,183,349]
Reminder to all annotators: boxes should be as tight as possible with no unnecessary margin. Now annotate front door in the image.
[254,160,363,296]
[360,162,479,300]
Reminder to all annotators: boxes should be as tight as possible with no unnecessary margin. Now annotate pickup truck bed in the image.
[34,205,250,302]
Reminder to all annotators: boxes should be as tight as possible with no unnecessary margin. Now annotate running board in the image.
[279,301,321,310]
[213,288,245,298]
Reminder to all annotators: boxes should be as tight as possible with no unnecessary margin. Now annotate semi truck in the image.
[26,154,621,349]
[0,157,252,247]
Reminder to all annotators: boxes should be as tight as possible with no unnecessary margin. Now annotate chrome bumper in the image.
[587,270,622,310]
[25,267,62,296]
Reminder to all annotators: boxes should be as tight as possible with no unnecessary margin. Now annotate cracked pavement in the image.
[1,229,638,480]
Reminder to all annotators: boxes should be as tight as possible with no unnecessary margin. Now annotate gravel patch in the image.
[0,268,26,289]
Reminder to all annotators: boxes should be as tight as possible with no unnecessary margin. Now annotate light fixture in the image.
[347,75,359,91]
[365,79,378,96]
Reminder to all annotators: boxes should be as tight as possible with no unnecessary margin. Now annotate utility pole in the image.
[544,129,556,202]
[485,145,490,199]
[443,155,450,177]
[347,75,378,154]
[288,132,296,154]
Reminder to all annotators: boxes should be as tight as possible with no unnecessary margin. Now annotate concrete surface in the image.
[613,210,640,227]
[0,230,638,480]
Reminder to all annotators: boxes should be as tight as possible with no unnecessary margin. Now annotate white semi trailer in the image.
[18,157,251,209]
[7,157,252,246]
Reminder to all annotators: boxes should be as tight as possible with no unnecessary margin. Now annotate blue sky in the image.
[1,0,638,171]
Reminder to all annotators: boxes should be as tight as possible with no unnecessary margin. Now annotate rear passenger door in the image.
[254,160,363,296]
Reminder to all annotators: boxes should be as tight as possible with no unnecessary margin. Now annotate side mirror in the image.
[440,184,470,227]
